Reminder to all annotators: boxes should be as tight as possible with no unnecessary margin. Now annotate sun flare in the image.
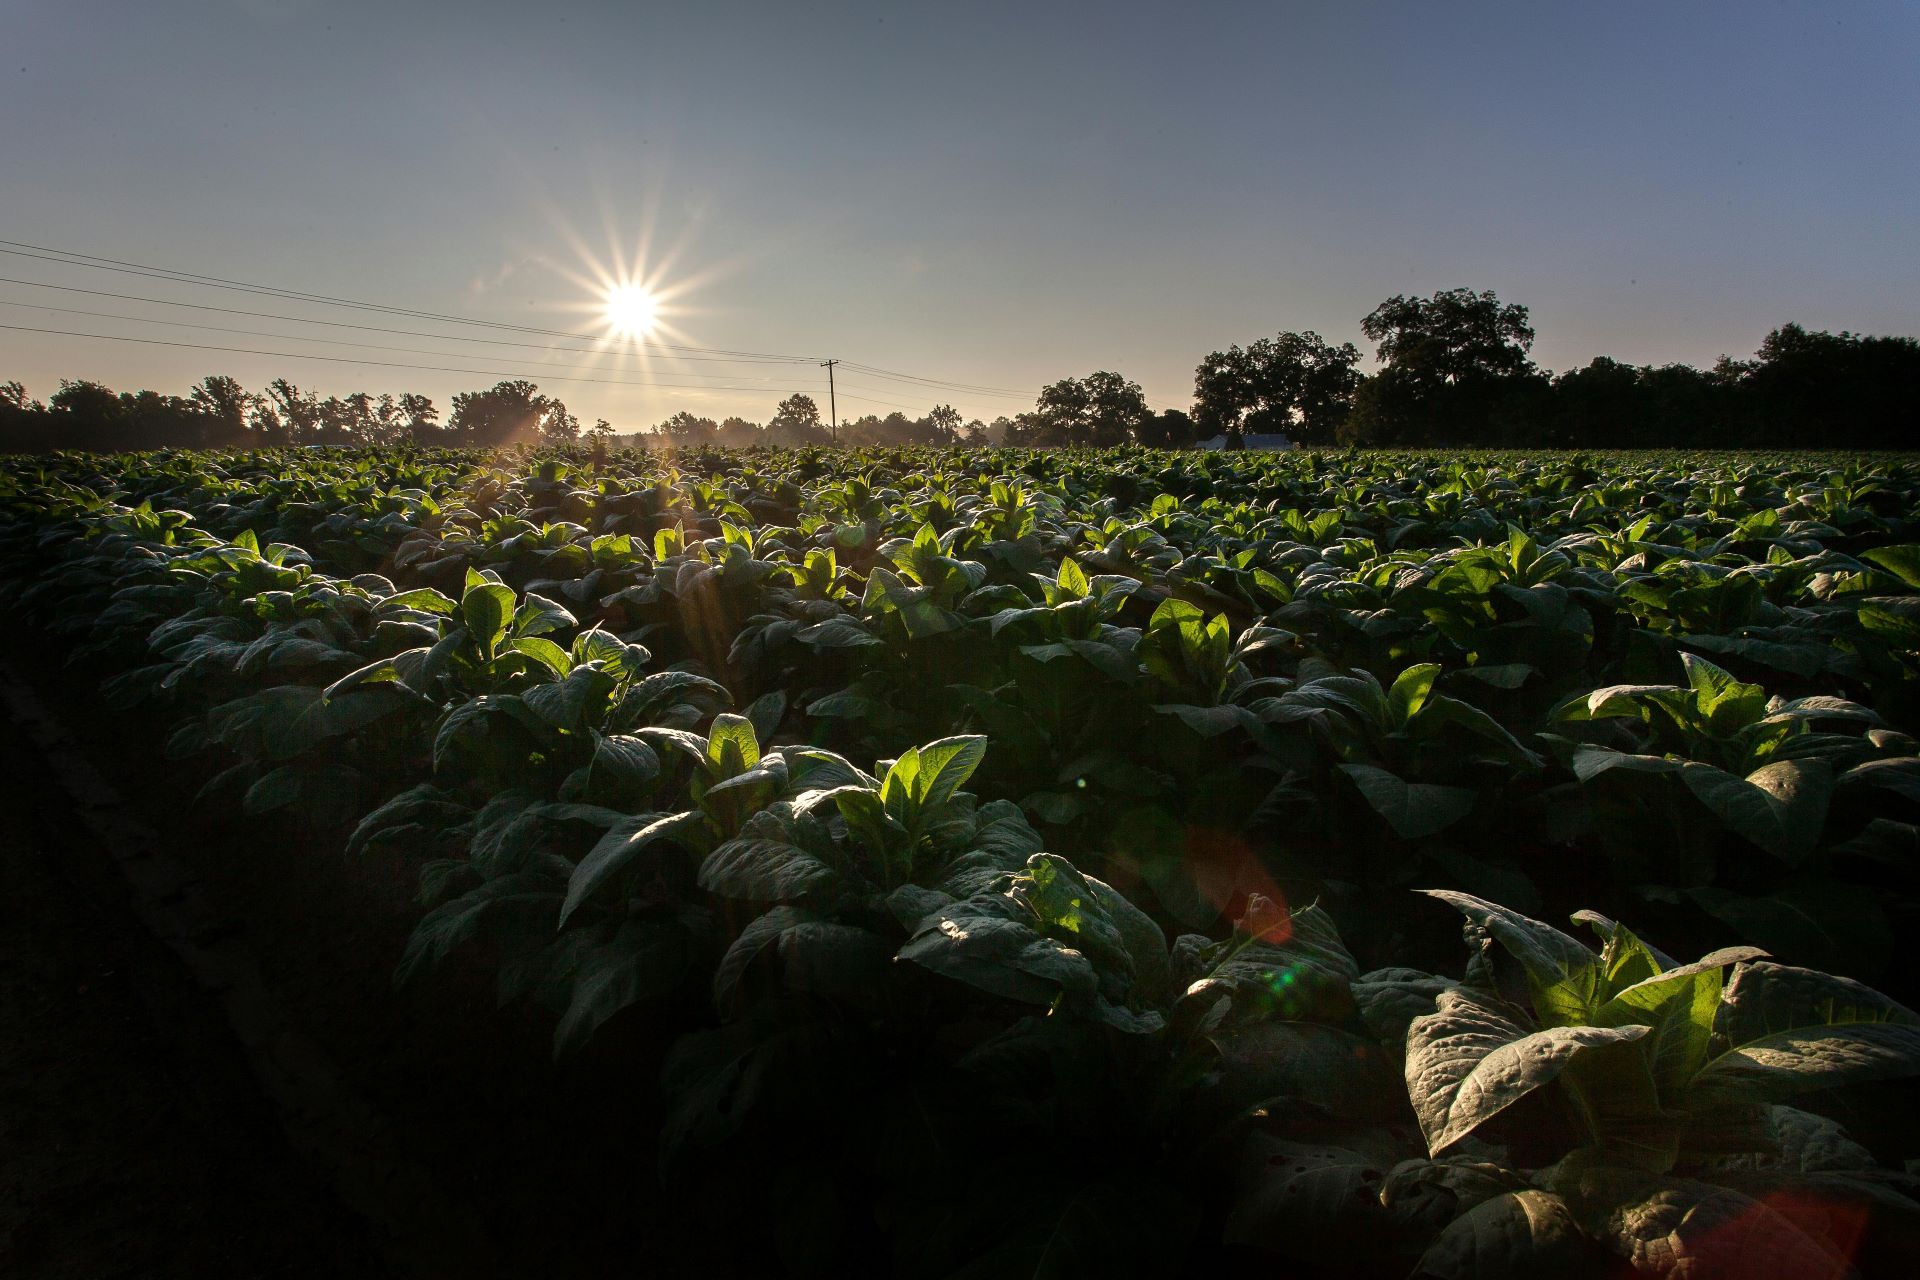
[603,283,660,338]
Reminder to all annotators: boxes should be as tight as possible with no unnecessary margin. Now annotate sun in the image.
[603,282,659,338]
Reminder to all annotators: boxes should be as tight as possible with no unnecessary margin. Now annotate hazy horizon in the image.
[6,0,1917,428]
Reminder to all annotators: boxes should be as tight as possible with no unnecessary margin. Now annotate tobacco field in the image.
[4,444,1920,1277]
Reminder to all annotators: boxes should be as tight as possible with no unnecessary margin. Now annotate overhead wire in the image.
[0,300,817,388]
[0,277,812,364]
[0,242,818,362]
[2,238,1037,417]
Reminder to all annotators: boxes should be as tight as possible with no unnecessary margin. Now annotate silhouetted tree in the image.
[450,380,572,448]
[766,394,826,446]
[927,403,962,445]
[400,392,441,442]
[1137,407,1196,448]
[716,416,761,448]
[1192,331,1361,445]
[1027,371,1148,446]
[188,375,249,443]
[1345,288,1541,444]
[655,410,718,447]
[1736,323,1920,448]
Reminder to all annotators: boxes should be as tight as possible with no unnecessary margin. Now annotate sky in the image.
[4,0,1917,429]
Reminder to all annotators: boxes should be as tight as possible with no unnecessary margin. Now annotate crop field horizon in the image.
[3,443,1919,1274]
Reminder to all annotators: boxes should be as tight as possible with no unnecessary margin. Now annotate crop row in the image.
[3,444,1920,1275]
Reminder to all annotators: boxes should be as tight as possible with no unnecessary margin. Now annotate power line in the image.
[0,322,823,397]
[838,360,1028,398]
[0,242,817,363]
[0,277,811,364]
[0,305,994,413]
[2,238,1036,413]
[0,322,961,419]
[0,300,816,388]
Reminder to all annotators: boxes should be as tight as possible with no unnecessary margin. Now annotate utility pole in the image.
[820,358,838,445]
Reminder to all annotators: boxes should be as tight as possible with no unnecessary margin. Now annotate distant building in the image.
[1195,433,1294,452]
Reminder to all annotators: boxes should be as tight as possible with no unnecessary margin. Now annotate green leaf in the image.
[586,732,660,798]
[1056,555,1090,598]
[1410,1190,1599,1280]
[1861,543,1920,589]
[1548,1163,1852,1280]
[1340,764,1475,839]
[552,918,691,1057]
[1678,759,1831,862]
[1589,948,1762,1098]
[558,810,704,927]
[506,635,572,676]
[1388,662,1441,724]
[1689,960,1920,1103]
[1405,987,1649,1156]
[381,587,457,615]
[899,894,1097,1008]
[1678,652,1765,733]
[698,825,843,903]
[460,581,516,657]
[907,734,988,811]
[704,712,760,776]
[1422,890,1600,1027]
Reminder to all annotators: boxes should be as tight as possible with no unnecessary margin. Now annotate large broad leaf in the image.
[1689,960,1920,1104]
[882,734,987,817]
[551,916,692,1057]
[585,732,660,798]
[1678,759,1831,862]
[557,810,705,927]
[1679,652,1766,734]
[1405,987,1648,1156]
[1421,890,1600,1027]
[1687,881,1891,979]
[1861,543,1920,589]
[1589,947,1766,1097]
[899,862,1166,1033]
[1341,764,1475,839]
[1184,902,1359,1025]
[1549,1161,1852,1280]
[1223,1135,1403,1265]
[1208,1021,1403,1123]
[1410,1189,1600,1280]
[698,823,845,904]
[1388,662,1441,724]
[1354,967,1462,1050]
[711,906,892,1009]
[394,872,561,987]
[520,664,615,730]
[704,712,761,775]
[460,581,516,657]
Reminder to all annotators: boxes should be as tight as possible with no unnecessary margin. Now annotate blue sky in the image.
[5,0,1916,427]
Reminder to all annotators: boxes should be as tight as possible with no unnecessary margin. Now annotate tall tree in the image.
[1137,407,1195,448]
[399,392,440,442]
[1030,371,1149,447]
[766,393,825,445]
[449,380,572,448]
[926,403,963,445]
[1192,331,1361,445]
[655,410,718,446]
[1345,288,1540,444]
[187,375,249,443]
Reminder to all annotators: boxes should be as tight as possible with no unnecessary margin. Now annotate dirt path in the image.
[0,719,381,1279]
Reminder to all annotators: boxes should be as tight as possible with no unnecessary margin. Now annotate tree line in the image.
[4,289,1915,451]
